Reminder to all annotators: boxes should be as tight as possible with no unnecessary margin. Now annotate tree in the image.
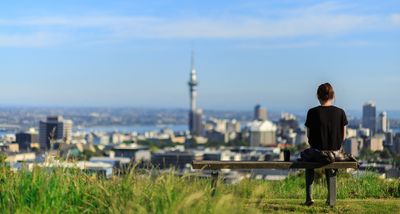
[379,149,392,159]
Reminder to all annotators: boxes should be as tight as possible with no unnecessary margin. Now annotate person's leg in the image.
[305,169,315,204]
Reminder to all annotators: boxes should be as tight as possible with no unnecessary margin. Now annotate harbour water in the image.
[76,124,188,133]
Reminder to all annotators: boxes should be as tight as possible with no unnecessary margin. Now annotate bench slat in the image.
[192,161,358,170]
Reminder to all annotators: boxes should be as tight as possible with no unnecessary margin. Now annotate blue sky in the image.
[0,0,399,112]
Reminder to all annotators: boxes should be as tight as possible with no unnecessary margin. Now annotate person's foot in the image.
[325,200,335,207]
[302,200,314,206]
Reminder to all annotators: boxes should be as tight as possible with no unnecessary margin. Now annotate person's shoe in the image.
[302,200,314,206]
[325,200,334,207]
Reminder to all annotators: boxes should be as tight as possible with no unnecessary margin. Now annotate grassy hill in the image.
[0,166,398,213]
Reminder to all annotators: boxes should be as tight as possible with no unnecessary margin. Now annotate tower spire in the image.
[191,50,195,72]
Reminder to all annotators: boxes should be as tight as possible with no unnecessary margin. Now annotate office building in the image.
[206,130,229,143]
[254,104,268,121]
[362,101,376,136]
[39,116,73,150]
[63,119,73,143]
[248,120,277,147]
[393,133,400,153]
[369,134,385,152]
[344,137,363,157]
[191,109,204,136]
[377,111,389,133]
[226,119,241,133]
[16,128,38,151]
[384,131,394,147]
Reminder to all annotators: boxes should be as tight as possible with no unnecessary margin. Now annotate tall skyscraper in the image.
[377,111,389,133]
[254,104,268,121]
[188,51,203,136]
[362,101,376,136]
[39,116,73,150]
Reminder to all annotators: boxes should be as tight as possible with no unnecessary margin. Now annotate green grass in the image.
[0,166,398,213]
[259,199,400,213]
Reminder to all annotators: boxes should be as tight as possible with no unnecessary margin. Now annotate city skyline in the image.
[0,0,399,110]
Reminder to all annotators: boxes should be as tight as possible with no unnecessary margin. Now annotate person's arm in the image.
[343,125,347,142]
[305,110,311,139]
[342,109,348,142]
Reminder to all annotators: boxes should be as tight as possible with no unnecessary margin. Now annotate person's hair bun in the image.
[317,83,334,102]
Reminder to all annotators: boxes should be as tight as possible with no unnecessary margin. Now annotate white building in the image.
[377,111,389,133]
[248,120,277,147]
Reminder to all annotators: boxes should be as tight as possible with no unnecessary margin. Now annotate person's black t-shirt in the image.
[305,106,348,151]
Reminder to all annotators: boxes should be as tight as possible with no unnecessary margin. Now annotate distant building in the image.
[89,157,131,169]
[63,119,73,143]
[202,152,222,161]
[39,116,73,150]
[206,130,229,143]
[369,134,385,152]
[206,118,227,133]
[362,101,376,136]
[151,151,198,169]
[295,128,308,145]
[111,132,126,144]
[279,113,299,130]
[112,144,150,161]
[384,131,394,147]
[254,105,268,121]
[248,120,277,147]
[190,109,204,136]
[344,137,363,157]
[357,127,370,138]
[226,119,241,133]
[282,128,297,145]
[204,118,240,142]
[89,133,110,145]
[346,128,358,139]
[393,133,400,153]
[16,129,38,151]
[5,152,36,163]
[377,111,389,133]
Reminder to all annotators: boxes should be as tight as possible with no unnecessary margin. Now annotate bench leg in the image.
[327,170,337,207]
[211,171,219,196]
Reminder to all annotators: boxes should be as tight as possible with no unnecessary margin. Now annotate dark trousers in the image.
[305,169,337,201]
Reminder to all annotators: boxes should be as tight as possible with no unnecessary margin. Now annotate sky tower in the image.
[188,51,203,136]
[188,51,198,112]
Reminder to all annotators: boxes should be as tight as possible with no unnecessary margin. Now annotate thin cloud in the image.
[0,14,385,38]
[0,2,398,47]
[391,14,400,25]
[0,32,66,47]
[235,41,320,50]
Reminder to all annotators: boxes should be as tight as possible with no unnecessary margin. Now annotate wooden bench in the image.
[192,161,358,206]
